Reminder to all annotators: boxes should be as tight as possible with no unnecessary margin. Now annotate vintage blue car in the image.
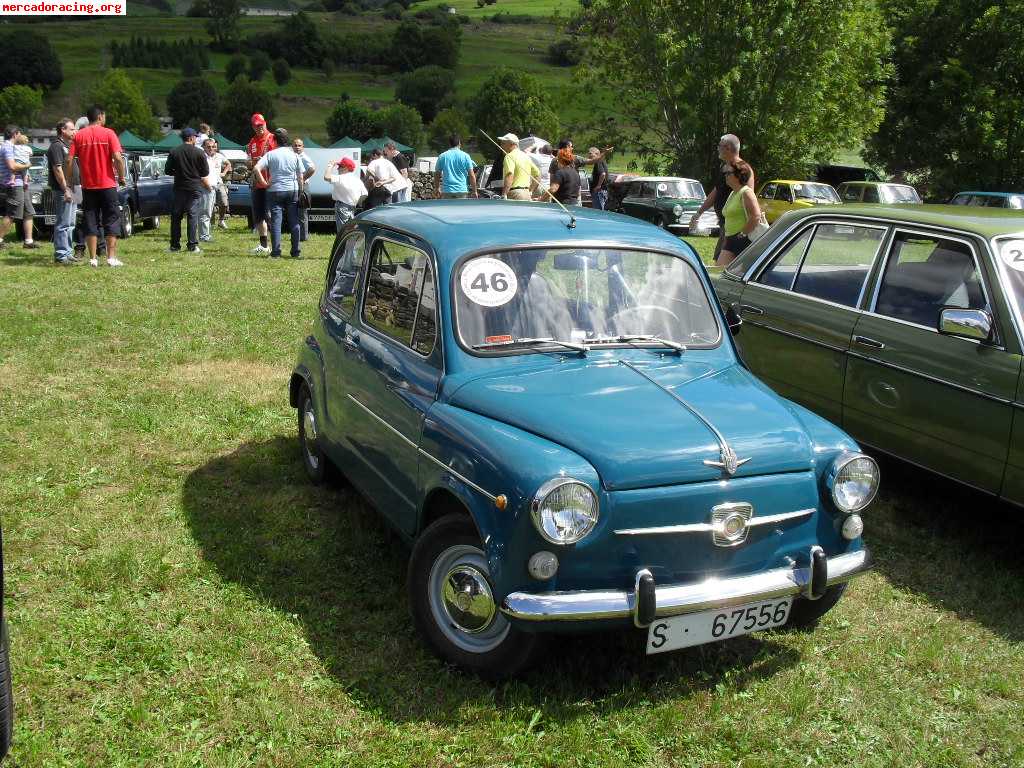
[290,201,877,676]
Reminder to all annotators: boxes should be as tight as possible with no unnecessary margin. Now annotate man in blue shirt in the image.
[434,135,477,199]
[253,128,314,258]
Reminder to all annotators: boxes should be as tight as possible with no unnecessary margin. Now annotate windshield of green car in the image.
[455,248,720,352]
[794,183,840,202]
[881,184,922,203]
[994,238,1024,334]
[657,180,704,200]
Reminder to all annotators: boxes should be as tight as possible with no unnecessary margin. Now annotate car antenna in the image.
[478,129,577,229]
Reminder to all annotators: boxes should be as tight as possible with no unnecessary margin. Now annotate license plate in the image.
[44,215,56,225]
[646,597,791,654]
[308,214,334,222]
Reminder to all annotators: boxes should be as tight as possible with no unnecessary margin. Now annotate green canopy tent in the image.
[118,130,154,153]
[213,133,243,150]
[301,137,322,148]
[360,136,414,154]
[329,136,362,149]
[153,132,182,150]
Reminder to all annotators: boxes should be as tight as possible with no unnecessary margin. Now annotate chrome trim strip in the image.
[845,350,1014,404]
[500,549,871,622]
[416,446,498,504]
[614,507,814,536]
[745,277,872,314]
[347,394,418,449]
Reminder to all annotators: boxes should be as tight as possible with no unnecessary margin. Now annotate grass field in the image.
[0,218,1021,766]
[410,0,574,18]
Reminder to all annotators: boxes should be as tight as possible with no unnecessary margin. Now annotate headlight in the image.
[31,193,41,205]
[531,478,599,545]
[672,204,683,218]
[827,453,879,513]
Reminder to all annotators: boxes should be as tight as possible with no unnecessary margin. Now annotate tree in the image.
[207,0,243,51]
[272,58,292,87]
[428,107,469,153]
[379,103,424,149]
[395,65,455,122]
[166,77,219,128]
[325,99,383,142]
[0,85,43,128]
[181,57,203,77]
[471,67,559,146]
[249,51,272,82]
[581,0,890,181]
[0,30,63,92]
[867,0,1024,198]
[218,79,275,143]
[84,69,160,140]
[186,0,210,15]
[320,58,336,78]
[225,55,248,83]
[546,38,583,67]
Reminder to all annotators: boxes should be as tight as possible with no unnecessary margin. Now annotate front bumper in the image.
[501,547,870,626]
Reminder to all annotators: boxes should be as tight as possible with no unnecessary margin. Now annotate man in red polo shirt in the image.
[65,106,127,267]
[246,113,277,255]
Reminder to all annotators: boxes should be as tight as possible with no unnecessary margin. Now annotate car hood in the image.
[447,358,813,490]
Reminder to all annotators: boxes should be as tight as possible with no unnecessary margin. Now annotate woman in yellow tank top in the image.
[718,160,761,267]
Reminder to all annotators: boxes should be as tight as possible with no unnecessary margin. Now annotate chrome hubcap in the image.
[428,544,509,653]
[441,565,495,634]
[302,401,319,470]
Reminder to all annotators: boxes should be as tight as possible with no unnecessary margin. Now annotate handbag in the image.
[750,210,770,241]
[296,160,311,209]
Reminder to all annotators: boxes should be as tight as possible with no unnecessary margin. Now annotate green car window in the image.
[756,228,812,289]
[792,224,886,307]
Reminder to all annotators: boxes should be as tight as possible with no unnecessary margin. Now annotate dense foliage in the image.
[395,66,456,122]
[471,67,559,147]
[225,55,247,84]
[83,69,160,140]
[206,0,243,51]
[581,0,890,181]
[249,51,272,82]
[326,99,383,143]
[428,107,470,153]
[0,30,63,92]
[546,38,583,67]
[166,78,219,128]
[867,0,1024,197]
[272,58,292,88]
[218,79,275,143]
[110,37,210,71]
[379,102,424,150]
[0,85,43,128]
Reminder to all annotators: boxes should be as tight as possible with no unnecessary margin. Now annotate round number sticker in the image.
[460,258,518,307]
[1000,240,1024,272]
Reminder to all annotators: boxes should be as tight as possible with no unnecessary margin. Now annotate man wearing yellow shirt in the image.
[498,133,539,201]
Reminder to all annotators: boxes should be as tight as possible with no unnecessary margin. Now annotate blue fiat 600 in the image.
[290,201,877,676]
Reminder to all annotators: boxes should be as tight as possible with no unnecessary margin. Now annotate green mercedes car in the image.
[616,177,720,235]
[713,204,1024,502]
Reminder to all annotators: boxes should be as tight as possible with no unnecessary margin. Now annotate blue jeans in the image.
[391,187,410,203]
[334,201,356,233]
[592,189,608,210]
[52,192,76,262]
[268,190,300,257]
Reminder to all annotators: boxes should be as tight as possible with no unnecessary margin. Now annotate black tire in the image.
[786,583,847,629]
[409,514,541,679]
[297,383,331,485]
[142,216,159,230]
[0,621,13,761]
[120,206,133,239]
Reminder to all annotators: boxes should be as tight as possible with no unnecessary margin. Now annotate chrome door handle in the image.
[854,335,885,349]
[739,304,764,316]
[343,334,360,350]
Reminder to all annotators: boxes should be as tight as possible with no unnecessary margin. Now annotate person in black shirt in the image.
[546,139,613,201]
[384,141,411,203]
[690,134,754,261]
[588,147,609,210]
[164,127,211,253]
[549,148,582,205]
[47,118,78,264]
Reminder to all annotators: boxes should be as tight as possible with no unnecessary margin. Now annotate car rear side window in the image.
[362,238,438,356]
[863,186,880,203]
[842,185,862,202]
[756,228,812,289]
[791,224,885,307]
[761,183,777,200]
[873,233,987,328]
[326,232,365,317]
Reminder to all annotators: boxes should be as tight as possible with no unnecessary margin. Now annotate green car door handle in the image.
[854,335,885,350]
[740,304,765,316]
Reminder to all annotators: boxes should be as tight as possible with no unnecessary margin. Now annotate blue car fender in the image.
[289,334,326,411]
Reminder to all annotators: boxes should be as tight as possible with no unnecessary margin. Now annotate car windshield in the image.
[995,237,1024,332]
[455,248,720,352]
[881,185,921,203]
[657,180,704,199]
[794,183,840,202]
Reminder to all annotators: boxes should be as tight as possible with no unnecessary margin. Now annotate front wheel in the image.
[0,620,13,760]
[786,583,847,629]
[120,206,133,238]
[409,515,541,678]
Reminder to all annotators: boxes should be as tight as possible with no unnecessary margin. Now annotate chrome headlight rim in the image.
[672,204,683,218]
[826,452,879,513]
[530,477,599,546]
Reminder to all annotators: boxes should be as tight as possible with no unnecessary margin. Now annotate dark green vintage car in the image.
[713,205,1024,502]
[617,177,720,235]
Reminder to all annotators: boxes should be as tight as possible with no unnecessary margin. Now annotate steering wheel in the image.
[607,305,681,335]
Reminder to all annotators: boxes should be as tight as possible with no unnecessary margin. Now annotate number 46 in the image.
[470,273,509,292]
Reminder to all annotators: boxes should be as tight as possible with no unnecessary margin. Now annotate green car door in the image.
[734,219,888,425]
[620,182,657,223]
[843,228,1021,493]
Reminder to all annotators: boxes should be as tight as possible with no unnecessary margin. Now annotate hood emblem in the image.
[704,445,751,476]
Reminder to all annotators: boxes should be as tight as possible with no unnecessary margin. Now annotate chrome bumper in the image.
[500,548,870,626]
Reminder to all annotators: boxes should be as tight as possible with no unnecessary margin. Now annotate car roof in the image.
[630,176,700,183]
[764,179,831,186]
[838,181,911,188]
[955,191,1024,198]
[788,203,1024,239]
[356,200,697,263]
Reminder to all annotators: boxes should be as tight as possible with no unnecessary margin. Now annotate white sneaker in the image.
[107,257,124,267]
[251,244,270,255]
[218,221,228,229]
[89,257,99,267]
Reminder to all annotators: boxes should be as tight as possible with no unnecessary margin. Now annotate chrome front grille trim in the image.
[614,507,814,536]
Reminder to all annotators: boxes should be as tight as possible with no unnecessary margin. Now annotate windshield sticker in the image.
[1000,240,1024,272]
[484,334,513,344]
[461,258,518,307]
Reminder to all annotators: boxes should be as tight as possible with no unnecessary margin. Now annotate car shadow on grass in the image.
[866,454,1024,642]
[182,436,801,726]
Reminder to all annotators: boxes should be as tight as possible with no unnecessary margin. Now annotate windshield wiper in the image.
[588,334,686,355]
[473,337,588,355]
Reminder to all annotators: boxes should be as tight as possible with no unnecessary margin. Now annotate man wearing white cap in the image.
[498,133,539,201]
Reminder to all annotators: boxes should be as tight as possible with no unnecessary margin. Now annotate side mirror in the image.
[939,307,991,342]
[725,304,743,336]
[553,252,598,270]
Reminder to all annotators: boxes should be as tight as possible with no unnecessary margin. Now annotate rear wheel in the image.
[409,515,541,678]
[120,206,133,238]
[142,216,160,230]
[297,383,331,484]
[0,620,13,760]
[786,583,847,628]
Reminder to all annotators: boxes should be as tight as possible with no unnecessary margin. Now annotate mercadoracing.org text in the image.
[3,0,124,13]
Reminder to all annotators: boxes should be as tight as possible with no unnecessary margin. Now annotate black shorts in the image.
[81,187,121,237]
[2,186,33,220]
[723,232,751,255]
[252,186,269,223]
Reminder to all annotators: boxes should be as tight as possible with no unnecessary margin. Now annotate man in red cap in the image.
[246,113,276,254]
[323,155,366,234]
